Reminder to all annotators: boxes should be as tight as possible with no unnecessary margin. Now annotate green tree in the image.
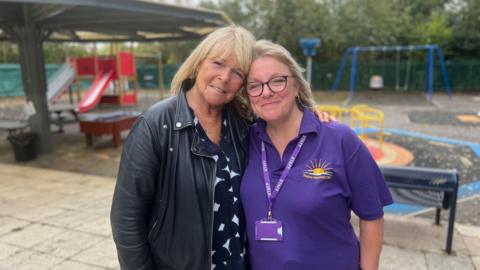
[4,0,475,66]
[335,0,412,46]
[397,0,453,51]
[201,0,334,62]
[409,11,452,46]
[0,41,18,63]
[450,0,480,58]
[43,43,91,63]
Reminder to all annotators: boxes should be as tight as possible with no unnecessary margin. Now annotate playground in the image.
[1,88,479,228]
[0,1,479,268]
[0,37,479,264]
[1,53,480,270]
[314,90,480,225]
[1,47,480,227]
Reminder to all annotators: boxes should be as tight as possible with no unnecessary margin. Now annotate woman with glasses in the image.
[111,24,334,270]
[240,40,393,270]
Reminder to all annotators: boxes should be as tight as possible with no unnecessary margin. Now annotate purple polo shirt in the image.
[240,109,393,270]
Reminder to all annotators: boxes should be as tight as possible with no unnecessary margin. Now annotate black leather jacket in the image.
[111,88,249,270]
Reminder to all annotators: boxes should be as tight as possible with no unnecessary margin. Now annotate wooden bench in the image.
[380,165,459,254]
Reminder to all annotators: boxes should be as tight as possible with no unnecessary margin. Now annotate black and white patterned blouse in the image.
[192,111,245,270]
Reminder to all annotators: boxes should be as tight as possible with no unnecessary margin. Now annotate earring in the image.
[296,95,306,108]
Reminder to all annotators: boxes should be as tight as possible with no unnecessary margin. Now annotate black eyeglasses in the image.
[245,75,295,97]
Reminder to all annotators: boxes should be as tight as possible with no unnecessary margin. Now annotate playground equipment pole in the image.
[306,57,312,84]
[332,48,351,92]
[130,43,139,97]
[158,52,164,98]
[115,43,123,105]
[427,47,434,99]
[299,38,320,86]
[349,47,359,103]
[435,46,452,97]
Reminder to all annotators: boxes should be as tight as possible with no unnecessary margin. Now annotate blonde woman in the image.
[111,26,255,270]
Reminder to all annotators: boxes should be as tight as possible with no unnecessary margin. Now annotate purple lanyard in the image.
[261,135,307,219]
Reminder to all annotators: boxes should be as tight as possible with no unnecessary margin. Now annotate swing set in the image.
[331,45,453,103]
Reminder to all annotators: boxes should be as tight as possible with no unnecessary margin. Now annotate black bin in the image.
[8,132,37,162]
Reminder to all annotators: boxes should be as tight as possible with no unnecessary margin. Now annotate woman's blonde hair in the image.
[170,25,255,120]
[248,40,316,109]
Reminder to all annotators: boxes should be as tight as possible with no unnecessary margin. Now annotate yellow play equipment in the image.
[317,104,384,148]
[350,104,384,148]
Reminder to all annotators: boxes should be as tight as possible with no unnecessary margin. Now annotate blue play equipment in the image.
[299,38,321,85]
[331,45,452,103]
[300,38,321,57]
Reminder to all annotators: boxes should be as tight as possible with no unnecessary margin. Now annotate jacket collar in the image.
[173,82,195,131]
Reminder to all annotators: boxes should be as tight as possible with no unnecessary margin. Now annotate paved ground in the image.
[0,89,479,269]
[0,163,479,270]
[0,90,166,178]
[0,164,116,269]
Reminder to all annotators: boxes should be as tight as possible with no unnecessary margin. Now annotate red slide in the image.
[78,70,114,113]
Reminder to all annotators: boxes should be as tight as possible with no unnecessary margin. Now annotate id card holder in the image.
[255,219,283,241]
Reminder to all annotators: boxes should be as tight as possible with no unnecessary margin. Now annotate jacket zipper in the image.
[147,219,158,240]
[194,151,216,270]
[209,158,217,270]
[193,115,244,269]
[191,122,216,270]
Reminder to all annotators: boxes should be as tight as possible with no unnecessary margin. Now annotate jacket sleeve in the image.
[110,116,161,269]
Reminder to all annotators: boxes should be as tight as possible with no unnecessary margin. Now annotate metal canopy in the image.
[0,0,230,154]
[0,0,230,42]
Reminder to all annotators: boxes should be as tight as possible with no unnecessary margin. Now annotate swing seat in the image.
[369,75,384,89]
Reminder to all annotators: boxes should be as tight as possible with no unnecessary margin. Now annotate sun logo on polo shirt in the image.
[303,159,332,180]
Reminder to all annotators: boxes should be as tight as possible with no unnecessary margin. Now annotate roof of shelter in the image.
[0,0,231,42]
